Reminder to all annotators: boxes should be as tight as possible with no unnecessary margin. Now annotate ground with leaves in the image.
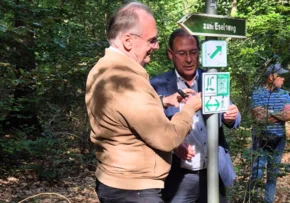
[275,152,290,203]
[1,154,290,203]
[0,168,98,203]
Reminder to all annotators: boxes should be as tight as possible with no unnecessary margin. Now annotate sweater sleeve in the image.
[117,88,195,152]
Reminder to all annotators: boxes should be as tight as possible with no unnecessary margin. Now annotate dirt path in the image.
[275,152,290,203]
[1,154,290,203]
[0,169,98,203]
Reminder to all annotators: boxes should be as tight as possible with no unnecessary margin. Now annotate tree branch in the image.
[18,192,72,203]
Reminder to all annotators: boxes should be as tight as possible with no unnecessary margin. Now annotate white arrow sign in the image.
[202,40,227,67]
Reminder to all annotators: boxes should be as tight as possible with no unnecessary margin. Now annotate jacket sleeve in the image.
[150,75,168,96]
[117,87,195,152]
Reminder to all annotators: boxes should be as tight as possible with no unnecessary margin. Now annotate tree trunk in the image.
[2,0,42,137]
[230,0,237,16]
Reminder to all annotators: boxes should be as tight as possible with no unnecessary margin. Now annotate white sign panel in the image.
[202,72,230,114]
[202,40,227,67]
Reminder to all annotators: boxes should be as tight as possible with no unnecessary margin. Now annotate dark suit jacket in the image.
[150,69,241,188]
[150,69,241,150]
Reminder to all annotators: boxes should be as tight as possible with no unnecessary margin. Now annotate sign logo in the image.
[202,40,227,68]
[202,72,230,114]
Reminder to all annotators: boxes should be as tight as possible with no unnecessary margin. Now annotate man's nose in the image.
[153,42,159,50]
[185,53,193,63]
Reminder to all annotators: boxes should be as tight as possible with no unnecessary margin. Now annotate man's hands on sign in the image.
[222,104,239,124]
[186,92,202,112]
[162,89,201,112]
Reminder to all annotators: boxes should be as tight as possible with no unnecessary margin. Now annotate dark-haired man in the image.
[151,28,241,203]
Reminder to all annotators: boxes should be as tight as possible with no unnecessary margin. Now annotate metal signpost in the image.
[177,0,246,202]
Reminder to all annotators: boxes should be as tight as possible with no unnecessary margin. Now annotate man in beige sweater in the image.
[85,2,201,203]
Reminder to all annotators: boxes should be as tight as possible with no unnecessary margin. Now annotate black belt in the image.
[180,167,207,174]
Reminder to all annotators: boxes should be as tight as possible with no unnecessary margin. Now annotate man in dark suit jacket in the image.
[150,28,241,203]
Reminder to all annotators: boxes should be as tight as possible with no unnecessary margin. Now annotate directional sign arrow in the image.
[206,99,220,111]
[210,46,222,59]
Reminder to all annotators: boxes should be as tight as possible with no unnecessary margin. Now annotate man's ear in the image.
[167,49,173,61]
[268,74,276,82]
[122,33,133,51]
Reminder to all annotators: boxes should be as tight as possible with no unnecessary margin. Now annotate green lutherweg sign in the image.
[178,13,246,38]
[202,72,230,114]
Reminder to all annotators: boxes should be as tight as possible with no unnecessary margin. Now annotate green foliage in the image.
[225,2,290,201]
[0,0,101,179]
[1,132,93,181]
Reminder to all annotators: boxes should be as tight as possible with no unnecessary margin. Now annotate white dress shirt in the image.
[175,70,208,171]
[109,46,124,54]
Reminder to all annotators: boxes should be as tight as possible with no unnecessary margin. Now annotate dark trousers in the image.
[96,179,164,203]
[162,154,226,203]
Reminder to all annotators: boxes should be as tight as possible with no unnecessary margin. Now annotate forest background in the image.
[1,0,290,202]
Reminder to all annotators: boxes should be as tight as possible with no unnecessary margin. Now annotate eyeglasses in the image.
[130,33,159,47]
[171,49,199,57]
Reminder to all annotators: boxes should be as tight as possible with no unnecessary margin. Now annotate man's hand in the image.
[174,142,195,160]
[162,88,195,108]
[274,104,290,121]
[252,106,280,123]
[223,104,239,124]
[268,116,280,123]
[185,92,202,112]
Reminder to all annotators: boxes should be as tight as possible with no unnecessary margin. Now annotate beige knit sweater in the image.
[85,48,195,190]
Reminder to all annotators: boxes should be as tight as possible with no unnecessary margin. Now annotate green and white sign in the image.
[178,13,246,38]
[202,40,227,67]
[202,72,230,114]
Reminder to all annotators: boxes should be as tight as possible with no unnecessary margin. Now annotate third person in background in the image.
[249,63,290,203]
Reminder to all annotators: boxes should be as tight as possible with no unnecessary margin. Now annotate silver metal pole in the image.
[206,70,219,203]
[205,0,219,203]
